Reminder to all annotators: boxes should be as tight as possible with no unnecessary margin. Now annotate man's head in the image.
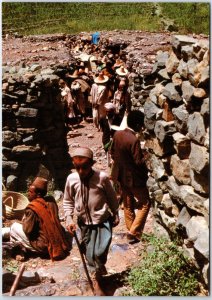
[104,102,116,118]
[127,110,145,132]
[71,147,94,179]
[118,80,126,90]
[28,177,48,201]
[59,79,66,88]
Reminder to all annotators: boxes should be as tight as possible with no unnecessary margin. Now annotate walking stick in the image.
[9,263,25,296]
[73,231,95,295]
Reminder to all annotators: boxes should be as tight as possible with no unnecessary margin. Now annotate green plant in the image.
[124,234,200,296]
[3,258,19,273]
[2,3,209,36]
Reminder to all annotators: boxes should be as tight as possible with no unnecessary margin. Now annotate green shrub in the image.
[125,234,200,296]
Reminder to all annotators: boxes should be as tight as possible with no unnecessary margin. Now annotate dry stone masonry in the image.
[129,35,209,287]
[2,64,74,191]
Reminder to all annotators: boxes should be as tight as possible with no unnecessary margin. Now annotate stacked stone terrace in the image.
[2,64,74,191]
[129,35,209,286]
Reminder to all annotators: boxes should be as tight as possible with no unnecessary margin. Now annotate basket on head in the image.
[2,191,29,220]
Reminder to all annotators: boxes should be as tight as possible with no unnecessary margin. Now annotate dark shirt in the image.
[99,114,122,149]
[111,128,148,187]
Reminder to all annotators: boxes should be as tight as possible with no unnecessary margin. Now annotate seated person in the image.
[3,177,70,261]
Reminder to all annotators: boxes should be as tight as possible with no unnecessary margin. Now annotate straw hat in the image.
[69,70,79,78]
[76,61,85,68]
[61,89,68,97]
[114,58,123,68]
[32,177,48,191]
[79,53,91,62]
[110,113,128,131]
[90,55,98,62]
[116,66,128,76]
[94,72,109,84]
[71,81,81,91]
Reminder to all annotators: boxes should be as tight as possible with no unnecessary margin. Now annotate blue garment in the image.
[78,218,112,275]
[91,32,100,45]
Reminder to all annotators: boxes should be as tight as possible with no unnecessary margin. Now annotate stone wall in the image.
[2,64,73,191]
[129,35,209,286]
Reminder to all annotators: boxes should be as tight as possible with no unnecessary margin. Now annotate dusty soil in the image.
[2,30,172,69]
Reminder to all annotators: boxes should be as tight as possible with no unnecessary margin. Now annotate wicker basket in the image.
[2,183,6,191]
[2,191,29,220]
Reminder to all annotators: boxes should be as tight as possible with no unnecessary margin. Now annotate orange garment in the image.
[27,198,69,260]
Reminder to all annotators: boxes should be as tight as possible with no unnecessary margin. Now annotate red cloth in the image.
[28,198,69,260]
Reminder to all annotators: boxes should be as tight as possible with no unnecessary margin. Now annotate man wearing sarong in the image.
[63,147,119,295]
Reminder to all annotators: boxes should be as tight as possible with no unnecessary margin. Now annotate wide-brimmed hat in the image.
[90,55,98,62]
[110,114,128,131]
[32,177,48,191]
[61,89,68,97]
[71,147,94,160]
[114,58,123,68]
[94,72,109,84]
[71,81,81,90]
[79,53,91,62]
[116,66,128,76]
[76,61,85,68]
[69,70,79,78]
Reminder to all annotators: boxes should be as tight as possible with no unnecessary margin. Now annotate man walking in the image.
[111,110,150,244]
[63,147,119,295]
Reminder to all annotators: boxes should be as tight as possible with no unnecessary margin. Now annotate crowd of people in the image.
[59,36,132,135]
[2,35,151,296]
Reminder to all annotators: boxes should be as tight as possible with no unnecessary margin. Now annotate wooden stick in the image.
[73,231,95,295]
[9,263,25,296]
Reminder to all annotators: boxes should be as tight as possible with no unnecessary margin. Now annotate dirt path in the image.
[3,120,154,296]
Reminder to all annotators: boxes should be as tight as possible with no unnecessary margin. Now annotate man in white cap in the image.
[3,177,69,261]
[63,147,119,296]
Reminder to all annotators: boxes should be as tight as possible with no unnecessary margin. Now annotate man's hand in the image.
[66,223,77,236]
[112,213,120,227]
[66,216,77,236]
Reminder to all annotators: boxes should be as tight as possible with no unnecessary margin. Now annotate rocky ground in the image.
[2,30,173,70]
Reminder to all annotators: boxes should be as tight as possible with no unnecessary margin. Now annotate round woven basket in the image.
[2,183,6,191]
[2,191,29,220]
